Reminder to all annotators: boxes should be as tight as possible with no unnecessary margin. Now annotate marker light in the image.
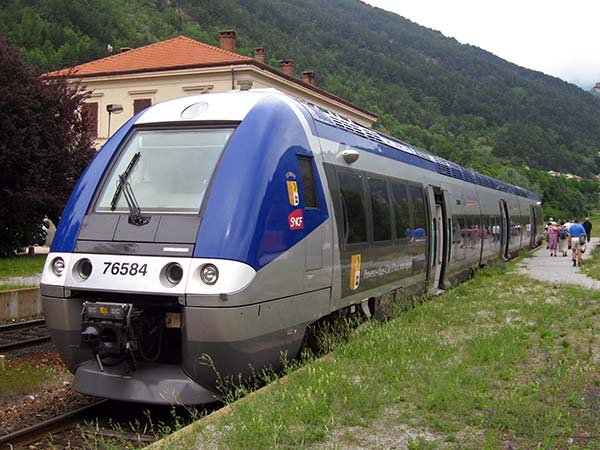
[199,264,219,285]
[165,263,183,286]
[76,258,93,280]
[51,257,65,276]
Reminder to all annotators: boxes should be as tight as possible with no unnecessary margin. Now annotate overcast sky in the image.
[363,0,600,89]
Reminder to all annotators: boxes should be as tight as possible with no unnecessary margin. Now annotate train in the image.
[41,89,543,405]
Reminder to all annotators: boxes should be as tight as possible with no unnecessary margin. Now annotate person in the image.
[583,217,592,242]
[547,222,559,256]
[558,221,569,257]
[569,218,587,267]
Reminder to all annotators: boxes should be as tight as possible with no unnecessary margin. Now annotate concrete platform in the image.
[0,287,42,320]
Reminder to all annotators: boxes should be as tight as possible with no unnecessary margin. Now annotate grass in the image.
[0,284,39,291]
[581,243,600,281]
[157,261,600,449]
[0,254,45,280]
[0,360,68,397]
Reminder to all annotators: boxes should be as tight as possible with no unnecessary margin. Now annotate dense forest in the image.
[1,0,599,218]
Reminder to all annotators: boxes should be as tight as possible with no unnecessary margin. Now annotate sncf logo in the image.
[288,209,304,230]
[350,254,361,290]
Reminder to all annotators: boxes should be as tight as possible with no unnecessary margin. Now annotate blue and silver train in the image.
[41,89,543,404]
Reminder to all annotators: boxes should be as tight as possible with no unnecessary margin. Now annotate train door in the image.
[499,199,510,259]
[426,186,448,292]
[529,205,536,248]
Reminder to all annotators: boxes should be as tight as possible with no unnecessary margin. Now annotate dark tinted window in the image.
[409,185,427,237]
[298,156,318,208]
[338,171,367,244]
[391,181,411,240]
[133,98,152,115]
[368,177,391,241]
[82,102,98,139]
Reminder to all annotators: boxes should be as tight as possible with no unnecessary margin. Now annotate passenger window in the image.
[338,171,367,244]
[409,185,427,239]
[297,156,318,208]
[391,181,411,240]
[368,177,391,241]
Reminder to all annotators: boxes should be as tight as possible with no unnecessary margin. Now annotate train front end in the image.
[41,91,330,404]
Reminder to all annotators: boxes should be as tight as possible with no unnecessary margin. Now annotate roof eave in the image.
[42,60,378,121]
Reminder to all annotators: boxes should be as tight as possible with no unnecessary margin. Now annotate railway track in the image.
[0,318,51,352]
[0,399,158,449]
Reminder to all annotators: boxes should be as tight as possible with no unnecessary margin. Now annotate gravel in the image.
[518,238,600,289]
[0,349,97,436]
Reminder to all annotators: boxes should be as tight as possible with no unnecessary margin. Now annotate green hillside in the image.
[1,0,599,217]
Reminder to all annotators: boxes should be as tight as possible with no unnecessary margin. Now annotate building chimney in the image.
[219,30,236,53]
[253,47,266,64]
[279,59,295,78]
[237,79,253,91]
[302,71,316,86]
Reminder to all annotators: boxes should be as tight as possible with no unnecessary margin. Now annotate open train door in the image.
[499,199,510,259]
[529,205,537,248]
[426,186,450,293]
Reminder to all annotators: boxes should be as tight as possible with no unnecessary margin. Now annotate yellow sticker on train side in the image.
[350,254,361,291]
[287,180,300,206]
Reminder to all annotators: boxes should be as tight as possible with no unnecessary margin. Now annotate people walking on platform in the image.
[558,221,569,256]
[547,222,559,256]
[583,217,592,242]
[569,218,587,267]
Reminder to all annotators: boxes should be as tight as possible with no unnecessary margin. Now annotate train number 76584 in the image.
[102,261,148,276]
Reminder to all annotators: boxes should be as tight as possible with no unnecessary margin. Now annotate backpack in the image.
[559,228,568,240]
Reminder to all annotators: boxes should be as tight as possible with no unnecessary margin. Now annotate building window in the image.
[133,98,152,116]
[81,102,98,139]
[297,156,318,208]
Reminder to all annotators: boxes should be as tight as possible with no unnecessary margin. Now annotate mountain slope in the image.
[1,0,600,180]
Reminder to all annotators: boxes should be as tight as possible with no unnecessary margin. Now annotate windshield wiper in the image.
[109,152,150,226]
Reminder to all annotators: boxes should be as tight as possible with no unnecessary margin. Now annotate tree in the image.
[0,36,94,256]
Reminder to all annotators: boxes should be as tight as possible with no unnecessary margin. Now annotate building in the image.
[44,32,377,146]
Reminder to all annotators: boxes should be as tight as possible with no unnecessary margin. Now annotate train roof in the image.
[299,101,540,201]
[135,89,539,201]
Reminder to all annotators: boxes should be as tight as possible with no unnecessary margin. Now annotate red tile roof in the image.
[45,35,249,77]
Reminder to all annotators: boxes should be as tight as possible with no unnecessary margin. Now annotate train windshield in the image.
[96,128,234,214]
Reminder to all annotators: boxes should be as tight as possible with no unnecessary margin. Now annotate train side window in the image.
[297,156,318,208]
[368,177,391,241]
[391,181,411,240]
[408,185,427,238]
[338,171,367,244]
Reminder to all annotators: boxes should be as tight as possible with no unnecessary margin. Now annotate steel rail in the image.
[0,318,45,333]
[0,318,51,352]
[0,399,109,448]
[0,335,52,352]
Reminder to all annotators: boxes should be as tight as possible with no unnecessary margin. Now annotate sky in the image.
[363,0,600,89]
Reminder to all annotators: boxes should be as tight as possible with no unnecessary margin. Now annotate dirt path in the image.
[518,237,600,289]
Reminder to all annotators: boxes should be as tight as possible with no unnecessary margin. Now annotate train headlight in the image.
[199,264,219,285]
[51,257,65,276]
[75,258,93,280]
[165,263,183,286]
